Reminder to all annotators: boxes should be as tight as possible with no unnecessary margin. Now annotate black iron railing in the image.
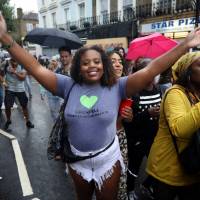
[56,9,135,31]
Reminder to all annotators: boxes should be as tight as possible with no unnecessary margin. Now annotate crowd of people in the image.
[0,13,200,200]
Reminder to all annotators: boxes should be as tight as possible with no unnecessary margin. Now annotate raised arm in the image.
[126,28,200,97]
[0,14,57,93]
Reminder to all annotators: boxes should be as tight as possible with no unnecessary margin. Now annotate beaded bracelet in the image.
[1,38,15,50]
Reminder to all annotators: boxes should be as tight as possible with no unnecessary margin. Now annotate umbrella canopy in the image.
[126,33,178,61]
[24,28,83,49]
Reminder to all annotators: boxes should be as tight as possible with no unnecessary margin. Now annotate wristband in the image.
[1,39,15,50]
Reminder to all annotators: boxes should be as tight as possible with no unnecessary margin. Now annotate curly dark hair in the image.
[70,45,116,86]
[106,50,128,76]
[114,47,126,58]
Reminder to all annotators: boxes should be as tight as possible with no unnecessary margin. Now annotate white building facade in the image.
[37,0,138,29]
[36,0,194,56]
[36,0,138,56]
[37,0,90,28]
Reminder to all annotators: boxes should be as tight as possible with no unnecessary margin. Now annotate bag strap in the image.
[73,137,115,161]
[60,82,75,113]
[2,60,9,75]
[162,88,187,154]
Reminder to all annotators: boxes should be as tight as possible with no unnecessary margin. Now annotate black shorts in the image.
[4,90,28,108]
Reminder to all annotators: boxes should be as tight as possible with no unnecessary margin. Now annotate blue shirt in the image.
[55,74,128,151]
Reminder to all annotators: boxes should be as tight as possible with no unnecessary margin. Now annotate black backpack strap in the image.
[4,60,9,74]
[162,88,181,154]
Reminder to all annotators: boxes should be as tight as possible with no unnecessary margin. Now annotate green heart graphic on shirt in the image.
[80,95,98,109]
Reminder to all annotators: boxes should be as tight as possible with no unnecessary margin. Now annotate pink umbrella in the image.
[126,33,178,61]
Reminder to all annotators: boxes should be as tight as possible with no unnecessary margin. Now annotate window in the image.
[136,0,152,6]
[26,23,33,32]
[123,0,132,7]
[64,8,70,22]
[79,3,85,19]
[176,0,193,11]
[42,0,45,5]
[42,16,46,28]
[101,0,108,12]
[52,12,56,27]
[100,0,108,23]
[101,10,108,24]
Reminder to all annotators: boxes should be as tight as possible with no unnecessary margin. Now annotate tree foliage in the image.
[0,0,15,31]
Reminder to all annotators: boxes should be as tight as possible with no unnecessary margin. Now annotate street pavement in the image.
[0,79,76,200]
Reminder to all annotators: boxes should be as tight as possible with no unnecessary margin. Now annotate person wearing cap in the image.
[146,52,200,200]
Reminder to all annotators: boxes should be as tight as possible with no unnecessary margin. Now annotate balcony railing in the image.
[56,2,195,31]
[57,9,135,31]
[176,0,195,12]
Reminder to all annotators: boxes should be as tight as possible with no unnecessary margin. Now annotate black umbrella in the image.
[24,27,83,49]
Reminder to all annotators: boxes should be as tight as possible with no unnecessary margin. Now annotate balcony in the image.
[57,9,135,31]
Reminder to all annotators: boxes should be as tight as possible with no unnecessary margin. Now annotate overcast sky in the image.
[10,0,38,13]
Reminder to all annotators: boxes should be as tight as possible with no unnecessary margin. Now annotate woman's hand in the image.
[148,106,160,117]
[120,106,133,122]
[184,27,200,49]
[0,12,7,39]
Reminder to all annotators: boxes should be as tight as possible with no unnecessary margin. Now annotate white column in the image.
[108,0,110,14]
[118,0,123,11]
[71,0,78,21]
[152,0,158,16]
[118,0,123,21]
[133,0,136,8]
[132,0,136,16]
[172,0,176,13]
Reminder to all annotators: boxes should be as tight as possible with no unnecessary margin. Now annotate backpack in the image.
[4,60,9,75]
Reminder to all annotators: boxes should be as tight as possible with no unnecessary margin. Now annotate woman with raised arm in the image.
[1,13,200,200]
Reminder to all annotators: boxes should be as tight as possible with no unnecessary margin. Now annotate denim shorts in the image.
[4,90,28,108]
[69,135,125,190]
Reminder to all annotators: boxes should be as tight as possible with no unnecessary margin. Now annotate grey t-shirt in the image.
[55,74,128,152]
[5,64,26,92]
